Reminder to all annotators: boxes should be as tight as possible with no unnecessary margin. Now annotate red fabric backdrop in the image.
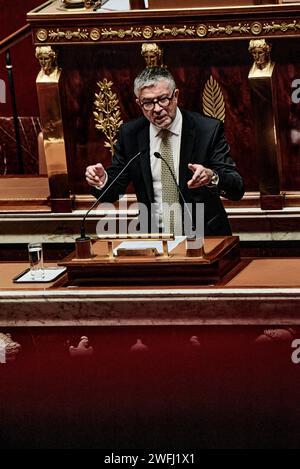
[0,0,41,116]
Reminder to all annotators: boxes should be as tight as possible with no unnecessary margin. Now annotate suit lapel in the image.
[179,111,196,192]
[137,124,154,203]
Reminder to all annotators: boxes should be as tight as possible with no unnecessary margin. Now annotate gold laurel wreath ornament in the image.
[93,78,123,156]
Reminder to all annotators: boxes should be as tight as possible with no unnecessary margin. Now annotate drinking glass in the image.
[28,242,44,280]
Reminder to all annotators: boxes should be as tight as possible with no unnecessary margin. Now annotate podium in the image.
[59,236,240,286]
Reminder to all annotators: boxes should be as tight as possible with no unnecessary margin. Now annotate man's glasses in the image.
[140,89,175,111]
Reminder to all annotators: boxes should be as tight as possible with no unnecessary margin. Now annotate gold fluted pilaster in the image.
[248,39,283,210]
[35,46,72,213]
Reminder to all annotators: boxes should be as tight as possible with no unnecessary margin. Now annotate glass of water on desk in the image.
[28,242,44,280]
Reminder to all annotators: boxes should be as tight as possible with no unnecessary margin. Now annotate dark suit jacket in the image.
[91,109,244,236]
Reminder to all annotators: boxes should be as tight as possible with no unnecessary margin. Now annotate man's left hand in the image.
[187,163,214,189]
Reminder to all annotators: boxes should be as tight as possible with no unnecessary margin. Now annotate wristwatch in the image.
[209,171,219,186]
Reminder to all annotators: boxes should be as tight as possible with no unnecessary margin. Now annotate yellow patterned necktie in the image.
[159,129,182,235]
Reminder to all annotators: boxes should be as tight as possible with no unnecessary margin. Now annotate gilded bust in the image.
[141,43,164,68]
[248,39,274,77]
[35,46,60,81]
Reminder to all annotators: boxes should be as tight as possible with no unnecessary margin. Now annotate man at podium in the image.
[85,67,244,236]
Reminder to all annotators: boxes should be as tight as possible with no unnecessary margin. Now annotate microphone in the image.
[76,150,143,258]
[153,151,195,237]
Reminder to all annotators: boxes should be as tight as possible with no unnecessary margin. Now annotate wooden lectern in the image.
[59,236,240,286]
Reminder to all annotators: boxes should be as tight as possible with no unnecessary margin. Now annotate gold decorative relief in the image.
[196,24,208,37]
[263,20,300,34]
[207,23,250,36]
[48,28,89,41]
[94,79,123,156]
[101,27,142,39]
[250,22,263,35]
[35,18,300,45]
[0,333,21,362]
[202,76,225,123]
[90,28,101,41]
[36,28,48,42]
[153,25,195,38]
[69,336,94,357]
[142,26,154,39]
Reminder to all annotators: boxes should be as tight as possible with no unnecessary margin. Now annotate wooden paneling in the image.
[26,2,300,204]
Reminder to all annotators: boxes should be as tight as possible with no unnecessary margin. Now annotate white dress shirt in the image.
[149,108,183,228]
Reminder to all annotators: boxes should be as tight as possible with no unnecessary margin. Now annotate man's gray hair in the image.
[134,67,176,97]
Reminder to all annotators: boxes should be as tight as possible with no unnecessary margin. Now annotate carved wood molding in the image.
[34,18,300,44]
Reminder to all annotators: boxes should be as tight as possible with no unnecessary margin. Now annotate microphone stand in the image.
[154,152,204,257]
[75,150,143,259]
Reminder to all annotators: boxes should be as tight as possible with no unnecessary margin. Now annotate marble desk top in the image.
[1,260,300,327]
